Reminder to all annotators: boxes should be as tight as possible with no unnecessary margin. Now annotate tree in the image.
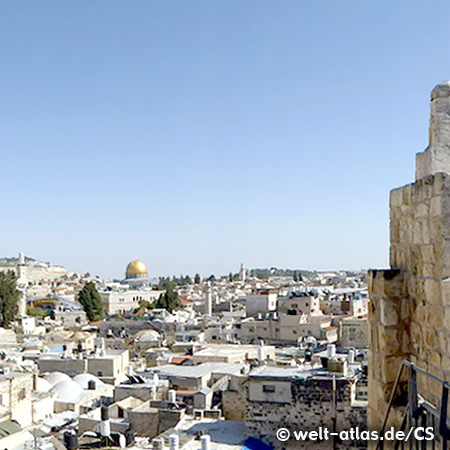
[78,283,103,321]
[293,271,298,282]
[194,273,201,284]
[157,277,177,291]
[155,286,180,312]
[229,272,233,283]
[0,271,20,327]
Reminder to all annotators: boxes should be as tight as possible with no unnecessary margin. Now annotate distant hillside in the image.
[250,268,316,280]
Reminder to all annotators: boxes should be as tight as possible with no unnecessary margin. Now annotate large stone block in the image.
[426,305,444,329]
[381,356,405,383]
[414,202,429,219]
[390,188,403,208]
[424,279,442,304]
[400,298,412,321]
[380,299,398,326]
[378,327,401,354]
[430,196,442,216]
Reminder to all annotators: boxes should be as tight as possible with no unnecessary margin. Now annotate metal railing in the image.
[377,361,450,450]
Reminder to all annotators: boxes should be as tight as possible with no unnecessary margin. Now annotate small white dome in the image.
[50,380,85,403]
[43,372,72,387]
[135,329,161,342]
[73,373,104,390]
[35,377,52,392]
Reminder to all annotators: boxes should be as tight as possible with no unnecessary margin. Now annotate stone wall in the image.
[369,144,450,433]
[339,318,369,349]
[222,375,247,421]
[245,376,366,449]
[0,373,33,427]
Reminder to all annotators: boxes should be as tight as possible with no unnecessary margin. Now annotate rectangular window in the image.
[262,385,276,393]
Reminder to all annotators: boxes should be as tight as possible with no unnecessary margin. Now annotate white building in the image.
[100,289,162,315]
[245,290,278,316]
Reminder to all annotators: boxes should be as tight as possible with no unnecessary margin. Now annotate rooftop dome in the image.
[135,329,161,342]
[126,259,148,277]
[43,372,72,387]
[35,377,52,393]
[73,373,104,390]
[50,379,85,403]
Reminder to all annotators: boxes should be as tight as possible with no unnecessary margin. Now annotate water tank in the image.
[258,346,265,362]
[152,438,164,450]
[304,350,312,362]
[201,435,211,450]
[348,349,355,364]
[64,432,79,450]
[169,434,179,450]
[327,344,336,359]
[100,406,110,437]
[168,389,177,403]
[87,380,96,390]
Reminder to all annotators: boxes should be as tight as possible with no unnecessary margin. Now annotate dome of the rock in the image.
[126,259,147,277]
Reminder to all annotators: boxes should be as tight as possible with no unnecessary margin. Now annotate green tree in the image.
[194,273,201,284]
[229,272,233,283]
[0,271,20,327]
[78,283,103,321]
[26,306,49,319]
[155,286,180,312]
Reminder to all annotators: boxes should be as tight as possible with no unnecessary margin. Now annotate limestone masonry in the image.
[369,81,450,434]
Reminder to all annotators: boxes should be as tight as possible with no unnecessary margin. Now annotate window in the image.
[262,385,276,393]
[0,394,9,406]
[18,388,26,400]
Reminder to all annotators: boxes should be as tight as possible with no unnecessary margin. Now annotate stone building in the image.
[244,365,366,449]
[245,289,278,316]
[0,372,33,427]
[368,81,450,435]
[339,317,369,349]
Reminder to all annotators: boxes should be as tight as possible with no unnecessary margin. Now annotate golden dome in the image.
[126,259,148,277]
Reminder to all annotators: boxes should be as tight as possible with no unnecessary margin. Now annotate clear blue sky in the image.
[1,0,448,279]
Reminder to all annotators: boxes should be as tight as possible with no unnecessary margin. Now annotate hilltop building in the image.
[123,259,149,288]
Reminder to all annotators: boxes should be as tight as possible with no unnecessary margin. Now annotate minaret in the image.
[239,263,246,282]
[204,283,212,316]
[16,252,27,317]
